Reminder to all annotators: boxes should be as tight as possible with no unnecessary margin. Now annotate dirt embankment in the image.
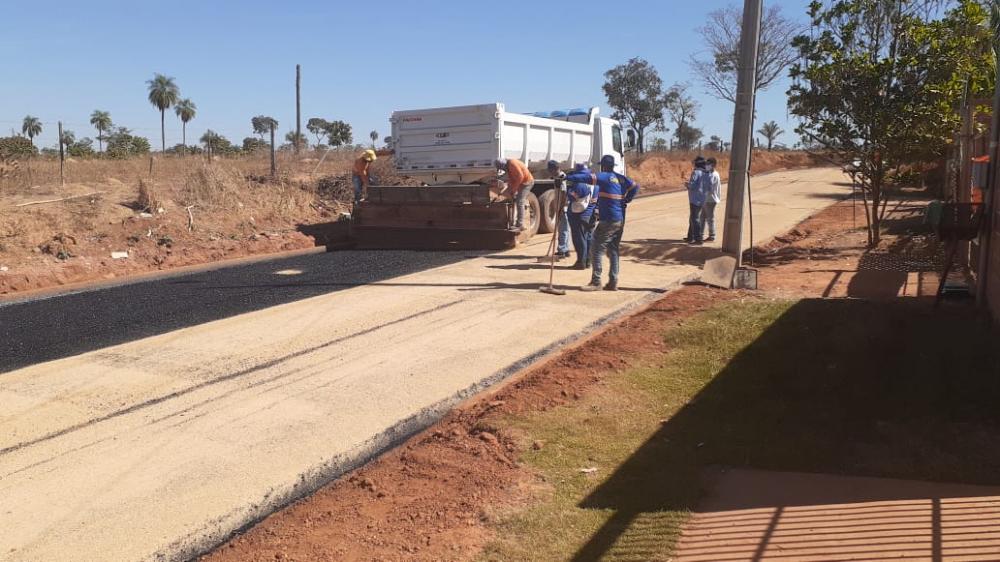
[0,153,408,296]
[627,150,820,194]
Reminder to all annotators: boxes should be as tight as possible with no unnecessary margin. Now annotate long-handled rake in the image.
[540,191,567,296]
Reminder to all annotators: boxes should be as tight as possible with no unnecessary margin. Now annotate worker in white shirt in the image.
[701,157,723,242]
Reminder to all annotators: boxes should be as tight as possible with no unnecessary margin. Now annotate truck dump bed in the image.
[391,103,600,184]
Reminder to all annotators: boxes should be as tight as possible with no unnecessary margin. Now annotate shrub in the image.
[242,137,270,153]
[0,136,38,159]
[106,131,151,159]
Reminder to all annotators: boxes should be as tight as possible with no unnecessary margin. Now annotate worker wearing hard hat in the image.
[495,158,535,231]
[352,149,377,204]
[565,155,639,291]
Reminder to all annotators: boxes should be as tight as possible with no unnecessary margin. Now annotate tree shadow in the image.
[568,299,1000,561]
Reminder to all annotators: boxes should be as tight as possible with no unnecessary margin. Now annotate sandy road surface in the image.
[0,168,847,562]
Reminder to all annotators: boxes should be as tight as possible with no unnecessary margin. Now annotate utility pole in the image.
[717,0,763,285]
[295,64,302,155]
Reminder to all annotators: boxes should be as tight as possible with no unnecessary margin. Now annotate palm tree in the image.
[21,116,42,147]
[146,73,180,151]
[369,130,378,148]
[60,129,75,147]
[89,110,112,152]
[757,121,785,151]
[174,99,197,151]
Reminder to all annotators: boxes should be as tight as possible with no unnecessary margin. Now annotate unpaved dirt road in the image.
[0,168,847,562]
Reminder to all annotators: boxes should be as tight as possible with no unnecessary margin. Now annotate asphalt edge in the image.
[166,272,701,562]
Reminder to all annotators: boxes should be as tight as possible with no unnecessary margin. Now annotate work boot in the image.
[580,281,601,292]
[571,261,586,270]
[690,239,704,246]
[705,236,716,242]
[603,280,618,291]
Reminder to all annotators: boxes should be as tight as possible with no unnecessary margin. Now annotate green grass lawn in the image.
[478,297,1000,562]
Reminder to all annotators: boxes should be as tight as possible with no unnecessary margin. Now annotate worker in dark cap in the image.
[565,154,639,291]
[684,156,709,245]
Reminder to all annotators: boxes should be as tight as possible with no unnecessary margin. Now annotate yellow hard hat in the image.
[363,149,377,162]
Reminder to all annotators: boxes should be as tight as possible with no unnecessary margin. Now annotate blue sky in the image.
[2,0,811,151]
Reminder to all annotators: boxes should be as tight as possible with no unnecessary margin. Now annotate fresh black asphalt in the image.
[0,250,479,374]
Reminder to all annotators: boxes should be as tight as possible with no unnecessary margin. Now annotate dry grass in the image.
[0,150,356,196]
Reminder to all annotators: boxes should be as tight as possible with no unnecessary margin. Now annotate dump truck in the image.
[353,103,629,249]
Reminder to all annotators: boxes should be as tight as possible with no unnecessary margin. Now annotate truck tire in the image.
[517,191,541,243]
[536,189,558,234]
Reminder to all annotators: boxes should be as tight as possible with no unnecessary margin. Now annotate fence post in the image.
[58,121,65,187]
[270,124,277,178]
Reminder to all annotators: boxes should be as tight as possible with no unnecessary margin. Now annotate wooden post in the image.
[295,64,302,155]
[58,121,65,187]
[269,123,277,178]
[149,156,154,178]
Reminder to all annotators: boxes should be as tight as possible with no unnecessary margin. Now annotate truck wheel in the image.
[518,192,541,243]
[536,189,558,234]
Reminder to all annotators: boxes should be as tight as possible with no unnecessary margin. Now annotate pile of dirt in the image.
[315,158,422,203]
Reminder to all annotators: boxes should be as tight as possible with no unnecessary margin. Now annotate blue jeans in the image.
[701,201,717,238]
[568,212,592,265]
[557,208,570,254]
[687,203,704,242]
[590,221,624,284]
[352,175,363,204]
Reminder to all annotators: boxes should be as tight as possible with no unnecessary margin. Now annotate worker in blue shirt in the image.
[565,163,597,270]
[547,160,573,260]
[565,154,639,291]
[685,156,709,245]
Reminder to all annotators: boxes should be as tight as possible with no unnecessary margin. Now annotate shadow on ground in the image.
[569,298,1000,562]
[0,249,476,373]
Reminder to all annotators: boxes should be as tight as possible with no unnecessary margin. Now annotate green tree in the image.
[757,121,784,151]
[59,129,75,147]
[789,0,993,246]
[284,131,309,149]
[146,73,180,151]
[67,138,95,158]
[252,116,278,139]
[306,117,330,144]
[665,84,701,151]
[602,58,666,154]
[106,127,151,159]
[21,116,42,147]
[174,99,197,150]
[323,120,352,147]
[689,4,800,103]
[200,129,238,155]
[369,130,378,148]
[89,110,112,152]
